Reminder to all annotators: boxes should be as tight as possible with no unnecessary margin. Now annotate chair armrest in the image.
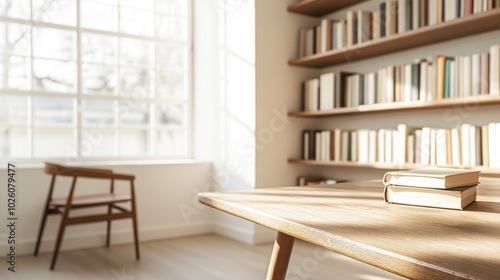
[45,162,134,180]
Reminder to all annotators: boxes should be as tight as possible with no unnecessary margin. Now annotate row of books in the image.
[302,44,500,111]
[302,122,500,168]
[383,167,479,210]
[297,175,346,186]
[298,0,500,57]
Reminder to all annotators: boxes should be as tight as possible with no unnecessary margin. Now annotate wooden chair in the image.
[34,162,140,270]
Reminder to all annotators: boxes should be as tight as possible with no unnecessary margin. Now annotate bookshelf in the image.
[289,8,500,68]
[287,0,500,175]
[288,159,500,176]
[289,95,500,117]
[287,0,368,17]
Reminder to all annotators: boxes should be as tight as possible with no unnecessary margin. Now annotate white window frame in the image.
[0,0,193,163]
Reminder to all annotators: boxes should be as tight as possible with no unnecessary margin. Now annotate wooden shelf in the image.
[289,95,500,118]
[289,8,500,68]
[288,159,500,176]
[287,0,367,17]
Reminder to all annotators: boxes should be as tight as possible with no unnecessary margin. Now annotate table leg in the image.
[266,232,295,280]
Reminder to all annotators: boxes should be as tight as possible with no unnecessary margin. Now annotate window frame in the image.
[0,0,193,162]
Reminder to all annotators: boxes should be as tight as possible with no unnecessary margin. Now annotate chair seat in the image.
[51,194,132,207]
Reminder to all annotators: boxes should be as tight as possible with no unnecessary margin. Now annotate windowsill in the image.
[0,159,210,169]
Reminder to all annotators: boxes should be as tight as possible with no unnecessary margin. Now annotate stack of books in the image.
[383,167,480,210]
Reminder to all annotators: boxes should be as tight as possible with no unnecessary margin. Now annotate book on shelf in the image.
[377,3,384,39]
[491,44,500,95]
[300,122,500,168]
[382,167,480,189]
[357,10,372,44]
[296,0,498,58]
[383,184,477,210]
[297,43,499,112]
[297,175,346,186]
[386,0,398,35]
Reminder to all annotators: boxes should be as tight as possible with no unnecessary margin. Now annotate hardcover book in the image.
[383,167,480,189]
[384,184,477,210]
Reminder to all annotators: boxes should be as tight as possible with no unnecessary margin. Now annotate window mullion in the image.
[1,0,191,161]
[116,0,121,157]
[76,0,83,159]
[28,0,34,158]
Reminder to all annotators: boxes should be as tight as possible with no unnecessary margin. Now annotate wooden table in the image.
[198,180,500,280]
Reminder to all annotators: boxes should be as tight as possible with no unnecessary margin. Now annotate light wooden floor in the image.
[2,234,407,279]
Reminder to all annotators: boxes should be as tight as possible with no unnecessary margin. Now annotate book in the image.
[340,131,350,161]
[306,28,315,56]
[379,2,386,38]
[436,56,449,99]
[320,19,332,53]
[412,0,420,29]
[411,63,420,101]
[461,123,471,166]
[387,0,398,36]
[384,184,477,210]
[378,129,386,163]
[420,127,431,165]
[333,129,342,162]
[346,11,357,46]
[373,9,381,40]
[429,0,437,25]
[465,0,473,16]
[358,129,370,163]
[472,53,481,95]
[451,127,461,166]
[481,52,490,95]
[385,65,395,102]
[420,0,428,27]
[444,58,452,98]
[369,130,377,163]
[297,175,324,186]
[383,167,480,189]
[482,124,489,167]
[463,55,472,97]
[491,44,500,95]
[488,123,496,167]
[302,130,310,160]
[419,60,428,101]
[297,175,347,186]
[414,129,422,164]
[357,10,372,44]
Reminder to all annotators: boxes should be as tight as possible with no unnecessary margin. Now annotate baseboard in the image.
[7,222,212,257]
[211,222,255,245]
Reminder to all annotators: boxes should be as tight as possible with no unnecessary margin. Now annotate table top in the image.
[199,179,500,280]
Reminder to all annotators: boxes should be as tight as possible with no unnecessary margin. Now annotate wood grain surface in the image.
[199,179,500,280]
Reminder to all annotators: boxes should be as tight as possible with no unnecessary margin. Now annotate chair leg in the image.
[34,209,48,256]
[132,214,140,260]
[35,174,57,256]
[50,217,68,270]
[106,205,112,247]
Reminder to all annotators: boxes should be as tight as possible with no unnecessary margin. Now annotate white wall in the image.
[193,0,259,244]
[255,0,319,190]
[0,162,212,256]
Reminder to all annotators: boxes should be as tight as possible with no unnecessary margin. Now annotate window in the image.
[0,0,191,160]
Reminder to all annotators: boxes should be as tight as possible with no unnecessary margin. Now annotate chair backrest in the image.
[45,162,113,177]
